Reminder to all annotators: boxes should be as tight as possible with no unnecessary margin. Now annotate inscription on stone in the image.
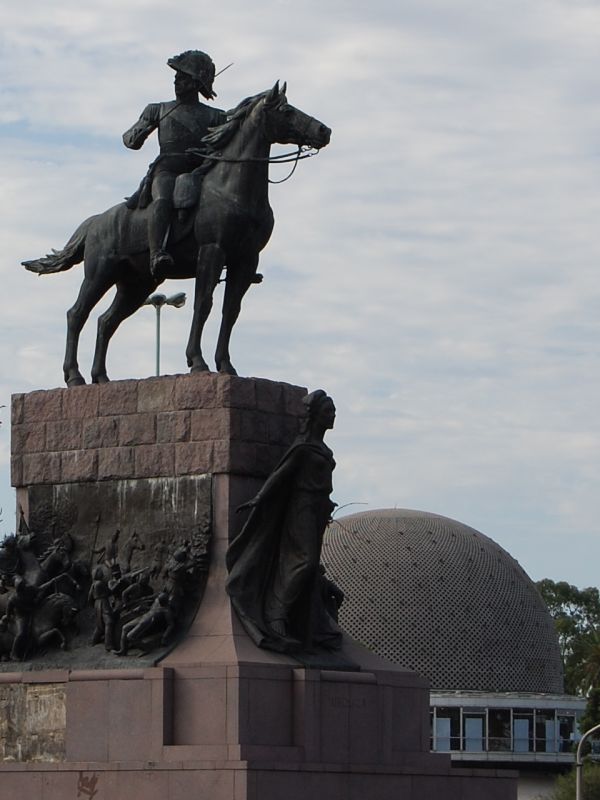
[77,771,100,799]
[0,683,66,761]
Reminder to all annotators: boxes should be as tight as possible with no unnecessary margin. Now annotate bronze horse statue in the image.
[23,83,331,385]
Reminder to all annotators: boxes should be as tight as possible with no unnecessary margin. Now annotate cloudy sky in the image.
[1,0,599,587]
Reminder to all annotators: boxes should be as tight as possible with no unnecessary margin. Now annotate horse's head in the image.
[262,81,331,150]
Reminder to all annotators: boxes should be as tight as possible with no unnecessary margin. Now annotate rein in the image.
[186,145,320,184]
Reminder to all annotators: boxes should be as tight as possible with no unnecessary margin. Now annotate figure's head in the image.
[158,590,170,607]
[303,390,336,431]
[168,50,217,100]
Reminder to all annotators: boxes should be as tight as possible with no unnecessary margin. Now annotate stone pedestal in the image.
[2,375,517,799]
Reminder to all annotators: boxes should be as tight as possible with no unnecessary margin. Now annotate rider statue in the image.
[123,50,227,277]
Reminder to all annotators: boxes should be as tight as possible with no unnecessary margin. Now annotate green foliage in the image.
[549,762,600,800]
[537,579,600,696]
[580,690,600,738]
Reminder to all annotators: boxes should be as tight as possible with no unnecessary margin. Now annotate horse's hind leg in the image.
[91,274,157,383]
[63,255,119,386]
[215,254,259,375]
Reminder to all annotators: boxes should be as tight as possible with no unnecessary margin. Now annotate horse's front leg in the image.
[215,253,259,375]
[186,243,226,372]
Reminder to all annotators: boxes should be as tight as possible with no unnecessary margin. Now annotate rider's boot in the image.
[149,198,175,279]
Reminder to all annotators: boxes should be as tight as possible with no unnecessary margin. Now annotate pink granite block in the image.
[98,380,139,415]
[119,412,156,446]
[224,443,283,476]
[11,393,24,425]
[98,447,135,479]
[11,455,23,487]
[347,774,413,800]
[11,422,46,454]
[66,680,109,761]
[211,439,231,472]
[216,375,257,409]
[61,384,99,419]
[173,676,227,745]
[230,409,269,443]
[283,385,306,416]
[107,679,154,761]
[22,452,61,484]
[104,770,169,800]
[254,379,284,413]
[283,414,300,443]
[0,772,43,798]
[242,676,293,746]
[190,408,230,441]
[225,442,277,476]
[174,373,218,410]
[175,441,214,474]
[61,449,98,482]
[391,687,429,753]
[40,773,84,800]
[265,415,286,446]
[137,375,176,413]
[46,419,82,451]
[83,416,119,449]
[135,444,175,478]
[23,388,63,422]
[157,411,191,443]
[169,770,235,800]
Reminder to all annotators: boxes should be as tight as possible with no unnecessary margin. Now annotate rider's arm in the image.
[122,103,161,150]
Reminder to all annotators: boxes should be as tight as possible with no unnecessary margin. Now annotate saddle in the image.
[125,162,210,211]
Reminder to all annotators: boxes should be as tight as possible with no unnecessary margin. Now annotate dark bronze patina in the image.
[22,56,331,386]
[226,390,343,655]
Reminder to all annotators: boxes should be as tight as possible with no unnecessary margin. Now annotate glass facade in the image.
[431,706,577,754]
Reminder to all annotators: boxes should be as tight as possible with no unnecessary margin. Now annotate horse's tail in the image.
[22,215,96,275]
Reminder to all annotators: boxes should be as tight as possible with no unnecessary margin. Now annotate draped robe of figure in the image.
[226,438,342,654]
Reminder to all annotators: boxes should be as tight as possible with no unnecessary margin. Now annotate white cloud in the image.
[1,0,600,586]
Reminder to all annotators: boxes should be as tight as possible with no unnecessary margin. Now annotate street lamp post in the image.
[576,722,600,800]
[143,292,186,376]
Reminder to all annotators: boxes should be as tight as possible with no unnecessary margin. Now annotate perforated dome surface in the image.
[322,509,563,693]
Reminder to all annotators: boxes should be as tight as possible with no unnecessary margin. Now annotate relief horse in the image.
[23,83,331,385]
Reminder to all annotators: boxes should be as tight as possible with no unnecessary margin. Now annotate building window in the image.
[433,707,461,751]
[489,708,511,751]
[463,712,485,752]
[513,710,534,753]
[535,710,557,753]
[558,714,576,753]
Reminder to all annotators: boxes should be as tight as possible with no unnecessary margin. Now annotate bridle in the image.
[186,99,322,184]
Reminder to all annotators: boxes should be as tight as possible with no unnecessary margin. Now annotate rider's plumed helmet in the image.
[168,50,217,100]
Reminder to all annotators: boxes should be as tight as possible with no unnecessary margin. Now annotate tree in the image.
[550,762,600,800]
[536,579,600,696]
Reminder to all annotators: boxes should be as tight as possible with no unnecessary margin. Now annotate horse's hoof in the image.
[92,374,110,384]
[66,374,86,387]
[218,363,238,376]
[189,363,210,374]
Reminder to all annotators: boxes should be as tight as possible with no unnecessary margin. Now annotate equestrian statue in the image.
[22,50,331,385]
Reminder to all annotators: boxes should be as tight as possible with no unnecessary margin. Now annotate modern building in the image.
[322,508,585,799]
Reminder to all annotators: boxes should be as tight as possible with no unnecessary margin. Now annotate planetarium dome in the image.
[322,509,563,694]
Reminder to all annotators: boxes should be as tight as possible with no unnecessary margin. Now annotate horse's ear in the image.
[281,81,287,96]
[265,81,280,107]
